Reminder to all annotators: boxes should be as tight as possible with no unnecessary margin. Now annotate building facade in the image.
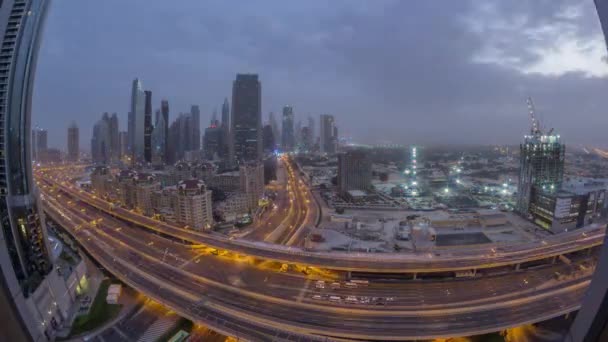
[320,114,337,154]
[231,74,262,163]
[176,179,213,230]
[67,122,79,162]
[516,133,565,217]
[239,161,265,211]
[281,105,294,152]
[130,78,146,162]
[0,1,66,340]
[337,149,372,196]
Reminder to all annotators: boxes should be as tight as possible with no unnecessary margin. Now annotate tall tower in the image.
[515,98,565,215]
[161,99,169,163]
[0,1,55,341]
[144,90,153,163]
[190,105,201,151]
[67,122,79,162]
[109,113,119,162]
[231,74,262,162]
[152,109,167,165]
[130,78,145,162]
[221,98,230,159]
[281,105,294,152]
[320,114,337,154]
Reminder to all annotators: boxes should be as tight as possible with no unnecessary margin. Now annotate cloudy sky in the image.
[32,0,608,149]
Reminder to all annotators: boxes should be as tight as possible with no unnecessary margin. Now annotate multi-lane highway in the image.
[40,179,598,341]
[37,165,605,275]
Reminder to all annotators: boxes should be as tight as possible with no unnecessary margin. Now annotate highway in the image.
[40,186,599,340]
[37,166,605,274]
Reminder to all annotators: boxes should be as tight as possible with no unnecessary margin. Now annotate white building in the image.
[176,180,213,230]
[239,162,265,211]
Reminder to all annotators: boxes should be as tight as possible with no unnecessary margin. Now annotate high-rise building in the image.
[0,2,64,340]
[262,124,275,152]
[337,149,372,196]
[127,110,134,155]
[300,126,311,152]
[130,78,146,162]
[144,90,153,163]
[307,115,315,144]
[67,122,79,162]
[320,114,338,154]
[281,105,295,152]
[168,113,194,163]
[176,179,213,230]
[231,74,262,163]
[109,113,120,162]
[118,131,128,159]
[161,100,170,163]
[269,111,280,147]
[32,127,47,161]
[239,161,265,211]
[190,105,201,151]
[221,98,231,159]
[203,124,223,160]
[515,104,565,216]
[91,113,112,164]
[152,108,167,165]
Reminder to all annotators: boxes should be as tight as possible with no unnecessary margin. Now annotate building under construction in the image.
[516,98,566,222]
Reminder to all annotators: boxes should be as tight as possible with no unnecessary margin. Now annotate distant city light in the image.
[404,169,411,175]
[444,188,449,194]
[456,179,461,184]
[412,181,417,186]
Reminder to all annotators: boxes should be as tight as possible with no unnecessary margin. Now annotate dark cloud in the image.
[33,0,608,149]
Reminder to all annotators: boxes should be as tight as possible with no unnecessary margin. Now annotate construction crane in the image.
[526,96,542,136]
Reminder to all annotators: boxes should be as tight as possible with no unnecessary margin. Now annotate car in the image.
[330,282,341,289]
[312,294,324,301]
[344,282,358,288]
[345,296,358,304]
[315,281,326,289]
[329,296,341,302]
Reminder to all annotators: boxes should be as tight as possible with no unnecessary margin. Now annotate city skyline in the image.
[31,1,608,150]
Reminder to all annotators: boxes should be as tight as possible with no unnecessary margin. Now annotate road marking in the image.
[296,278,312,303]
[178,251,207,269]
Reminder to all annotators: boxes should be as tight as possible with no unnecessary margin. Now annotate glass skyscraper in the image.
[0,1,54,340]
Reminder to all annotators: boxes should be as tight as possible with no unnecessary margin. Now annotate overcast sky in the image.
[32,0,608,150]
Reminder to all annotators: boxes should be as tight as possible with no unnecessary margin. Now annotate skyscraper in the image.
[221,98,230,159]
[262,124,275,152]
[127,110,134,155]
[32,127,47,161]
[130,78,146,162]
[161,100,170,163]
[152,109,167,165]
[269,111,280,147]
[0,2,56,340]
[307,115,315,145]
[231,74,262,162]
[515,100,565,216]
[109,112,120,162]
[119,131,128,159]
[320,114,337,154]
[190,105,201,151]
[282,105,295,151]
[91,113,112,164]
[168,113,194,163]
[338,149,372,196]
[67,122,79,162]
[144,90,153,163]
